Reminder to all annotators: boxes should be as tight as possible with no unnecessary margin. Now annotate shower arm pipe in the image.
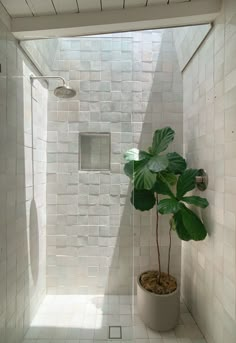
[30,75,66,86]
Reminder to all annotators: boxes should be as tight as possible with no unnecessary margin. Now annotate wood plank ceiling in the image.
[1,0,194,17]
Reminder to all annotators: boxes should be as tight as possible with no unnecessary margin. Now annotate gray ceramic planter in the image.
[137,273,180,331]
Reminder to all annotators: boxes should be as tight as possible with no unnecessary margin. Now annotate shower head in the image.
[30,75,77,98]
[54,84,76,98]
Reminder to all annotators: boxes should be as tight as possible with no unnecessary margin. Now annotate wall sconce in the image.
[195,169,208,191]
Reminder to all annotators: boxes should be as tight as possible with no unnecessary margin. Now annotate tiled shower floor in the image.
[23,295,206,343]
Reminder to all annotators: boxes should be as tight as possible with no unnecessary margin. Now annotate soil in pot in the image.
[140,271,177,295]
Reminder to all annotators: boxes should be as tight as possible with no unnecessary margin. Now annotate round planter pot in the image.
[137,272,180,331]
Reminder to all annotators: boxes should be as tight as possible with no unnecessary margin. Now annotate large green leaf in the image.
[180,204,207,241]
[153,177,175,197]
[182,196,209,208]
[124,148,151,162]
[159,170,177,186]
[177,169,198,199]
[167,152,187,174]
[131,189,156,211]
[124,161,134,179]
[133,159,157,190]
[173,212,191,241]
[151,127,175,154]
[158,198,181,214]
[147,155,169,173]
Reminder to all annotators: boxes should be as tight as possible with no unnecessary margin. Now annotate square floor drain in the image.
[109,326,122,339]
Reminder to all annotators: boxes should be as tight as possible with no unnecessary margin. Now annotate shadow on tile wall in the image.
[105,29,183,297]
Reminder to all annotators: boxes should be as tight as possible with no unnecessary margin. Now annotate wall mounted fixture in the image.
[30,75,76,98]
[196,169,208,191]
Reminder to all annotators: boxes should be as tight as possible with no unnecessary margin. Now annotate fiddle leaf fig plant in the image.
[158,168,208,241]
[124,127,208,291]
[124,127,186,190]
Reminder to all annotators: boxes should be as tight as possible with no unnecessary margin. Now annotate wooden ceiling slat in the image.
[0,0,205,18]
[102,0,124,10]
[78,0,101,12]
[52,0,78,13]
[27,0,56,16]
[148,0,167,5]
[1,0,33,17]
[125,0,147,8]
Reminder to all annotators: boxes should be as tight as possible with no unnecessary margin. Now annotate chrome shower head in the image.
[54,84,76,98]
[30,75,77,99]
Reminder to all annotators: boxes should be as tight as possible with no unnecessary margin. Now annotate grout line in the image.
[181,296,207,341]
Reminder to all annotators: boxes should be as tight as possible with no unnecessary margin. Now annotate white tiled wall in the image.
[0,17,48,343]
[173,24,212,71]
[46,29,183,295]
[174,1,236,342]
[20,39,59,75]
[3,2,236,340]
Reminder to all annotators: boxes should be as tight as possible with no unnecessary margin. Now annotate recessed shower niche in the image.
[79,132,111,171]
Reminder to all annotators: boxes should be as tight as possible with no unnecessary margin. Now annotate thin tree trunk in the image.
[155,193,161,284]
[167,226,172,278]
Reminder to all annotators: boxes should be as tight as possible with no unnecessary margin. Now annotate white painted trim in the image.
[0,2,11,30]
[11,0,222,40]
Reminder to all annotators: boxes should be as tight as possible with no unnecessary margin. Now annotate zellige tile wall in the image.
[174,1,236,342]
[46,29,183,295]
[173,24,212,71]
[0,16,48,343]
[20,38,59,76]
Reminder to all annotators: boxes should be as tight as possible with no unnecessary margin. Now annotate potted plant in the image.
[124,127,208,331]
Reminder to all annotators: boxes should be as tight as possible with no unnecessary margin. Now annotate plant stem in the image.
[155,193,161,284]
[167,226,172,278]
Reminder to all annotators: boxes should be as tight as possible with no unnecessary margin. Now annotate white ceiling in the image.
[1,0,200,18]
[0,0,221,40]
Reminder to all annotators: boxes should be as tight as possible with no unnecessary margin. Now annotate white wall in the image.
[46,29,183,295]
[174,0,236,342]
[0,17,48,343]
[20,38,59,75]
[173,24,212,71]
